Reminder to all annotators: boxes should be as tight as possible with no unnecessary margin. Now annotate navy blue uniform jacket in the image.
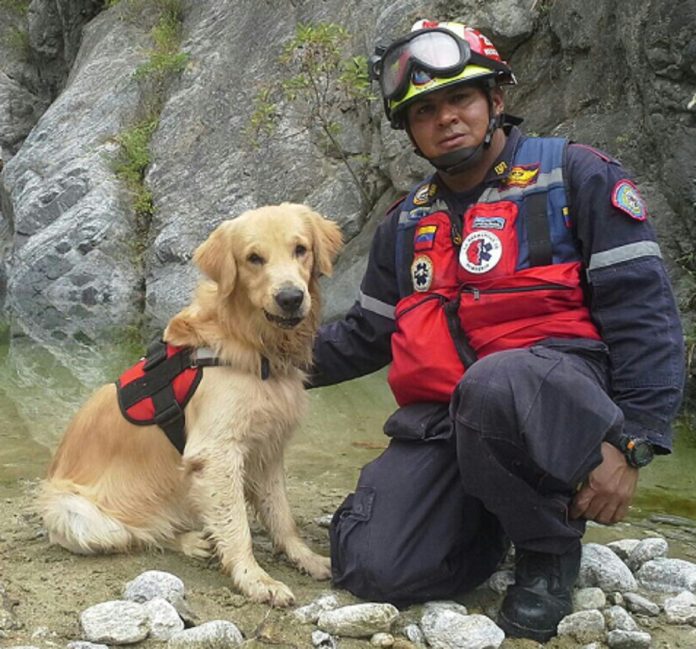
[310,127,685,452]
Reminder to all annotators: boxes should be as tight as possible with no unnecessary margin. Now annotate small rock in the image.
[622,592,660,616]
[604,605,638,631]
[402,623,426,646]
[606,628,652,648]
[312,629,338,648]
[294,593,341,624]
[486,570,515,595]
[143,597,185,640]
[607,592,625,607]
[317,603,399,638]
[80,600,149,644]
[315,514,334,528]
[579,544,637,593]
[422,600,469,616]
[637,558,696,593]
[664,591,696,624]
[625,537,668,572]
[421,609,504,649]
[371,632,395,646]
[67,643,109,649]
[123,570,186,605]
[574,587,607,611]
[557,609,605,644]
[607,539,641,561]
[167,620,244,648]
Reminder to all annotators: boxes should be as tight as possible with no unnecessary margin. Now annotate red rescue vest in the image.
[388,204,601,406]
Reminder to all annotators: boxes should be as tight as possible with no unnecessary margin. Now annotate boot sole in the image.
[497,610,557,644]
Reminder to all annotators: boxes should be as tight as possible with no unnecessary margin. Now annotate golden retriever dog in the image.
[39,203,343,606]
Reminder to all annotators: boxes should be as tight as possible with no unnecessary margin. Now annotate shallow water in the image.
[0,331,694,527]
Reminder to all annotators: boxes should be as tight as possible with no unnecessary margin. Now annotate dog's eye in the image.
[294,244,308,257]
[248,253,265,265]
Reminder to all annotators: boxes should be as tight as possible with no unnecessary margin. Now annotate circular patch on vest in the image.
[459,230,503,274]
[411,254,434,292]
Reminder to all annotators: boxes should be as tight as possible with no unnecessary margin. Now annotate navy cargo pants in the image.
[329,339,623,605]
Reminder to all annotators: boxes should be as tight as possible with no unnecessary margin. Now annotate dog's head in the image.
[193,203,343,331]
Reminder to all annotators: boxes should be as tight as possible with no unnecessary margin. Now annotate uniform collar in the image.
[481,125,523,185]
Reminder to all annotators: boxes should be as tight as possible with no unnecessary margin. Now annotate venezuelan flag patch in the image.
[414,224,438,251]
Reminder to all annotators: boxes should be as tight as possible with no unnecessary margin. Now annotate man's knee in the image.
[452,349,529,436]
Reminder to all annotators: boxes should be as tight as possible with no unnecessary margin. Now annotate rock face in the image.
[0,0,694,353]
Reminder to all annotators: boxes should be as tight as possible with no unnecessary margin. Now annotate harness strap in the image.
[524,191,553,267]
[192,347,270,380]
[444,296,478,368]
[151,383,186,454]
[119,350,192,409]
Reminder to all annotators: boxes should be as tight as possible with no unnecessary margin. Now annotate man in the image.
[308,19,685,642]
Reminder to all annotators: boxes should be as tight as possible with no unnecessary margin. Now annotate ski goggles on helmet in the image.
[369,27,511,103]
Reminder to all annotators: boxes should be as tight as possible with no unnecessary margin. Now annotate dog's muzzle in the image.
[265,286,306,329]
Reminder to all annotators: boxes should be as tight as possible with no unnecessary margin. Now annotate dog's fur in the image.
[40,203,343,606]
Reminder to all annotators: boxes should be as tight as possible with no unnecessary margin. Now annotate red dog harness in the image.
[116,340,270,454]
[116,342,203,454]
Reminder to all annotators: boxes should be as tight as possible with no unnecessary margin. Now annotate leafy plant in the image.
[0,0,30,14]
[134,0,189,83]
[114,117,158,227]
[248,22,374,206]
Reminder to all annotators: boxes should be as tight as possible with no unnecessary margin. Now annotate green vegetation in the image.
[114,117,158,230]
[0,0,30,14]
[107,0,188,346]
[111,0,188,236]
[3,25,30,59]
[133,0,189,87]
[248,22,374,206]
[0,0,30,60]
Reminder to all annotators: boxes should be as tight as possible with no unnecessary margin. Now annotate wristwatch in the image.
[609,434,655,468]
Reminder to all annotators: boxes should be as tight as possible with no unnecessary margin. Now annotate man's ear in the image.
[193,220,237,296]
[491,86,505,115]
[303,208,343,277]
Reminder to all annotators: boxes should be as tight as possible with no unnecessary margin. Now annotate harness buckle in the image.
[143,339,168,371]
[153,400,183,425]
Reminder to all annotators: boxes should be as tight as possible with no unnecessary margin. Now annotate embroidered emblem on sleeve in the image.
[611,180,647,221]
[413,183,438,206]
[459,231,502,274]
[411,254,434,291]
[506,164,540,187]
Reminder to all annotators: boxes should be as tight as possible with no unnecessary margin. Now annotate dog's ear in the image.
[193,220,237,296]
[304,209,343,277]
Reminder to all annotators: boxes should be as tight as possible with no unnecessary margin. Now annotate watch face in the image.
[627,439,654,468]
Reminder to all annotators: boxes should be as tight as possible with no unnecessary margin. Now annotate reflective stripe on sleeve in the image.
[359,290,395,320]
[587,241,662,279]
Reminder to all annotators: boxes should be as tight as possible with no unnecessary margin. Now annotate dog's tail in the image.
[39,481,142,554]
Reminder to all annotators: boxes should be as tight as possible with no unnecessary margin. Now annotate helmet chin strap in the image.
[415,113,503,175]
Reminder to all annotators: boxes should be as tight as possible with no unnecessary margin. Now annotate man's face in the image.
[406,84,503,161]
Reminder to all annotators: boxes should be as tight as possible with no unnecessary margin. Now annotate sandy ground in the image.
[2,479,696,649]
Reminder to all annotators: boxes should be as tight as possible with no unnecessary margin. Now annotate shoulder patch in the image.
[611,180,647,221]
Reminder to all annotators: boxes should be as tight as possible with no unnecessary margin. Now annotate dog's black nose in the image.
[275,287,304,313]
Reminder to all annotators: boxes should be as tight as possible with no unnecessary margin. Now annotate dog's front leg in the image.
[252,455,331,580]
[190,449,296,606]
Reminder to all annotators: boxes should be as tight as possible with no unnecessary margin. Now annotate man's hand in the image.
[570,442,639,524]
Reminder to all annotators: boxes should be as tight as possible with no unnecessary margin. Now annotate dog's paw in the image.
[175,531,213,560]
[287,544,332,580]
[299,552,332,581]
[244,576,296,607]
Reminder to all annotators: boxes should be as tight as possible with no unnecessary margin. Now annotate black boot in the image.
[497,544,581,643]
